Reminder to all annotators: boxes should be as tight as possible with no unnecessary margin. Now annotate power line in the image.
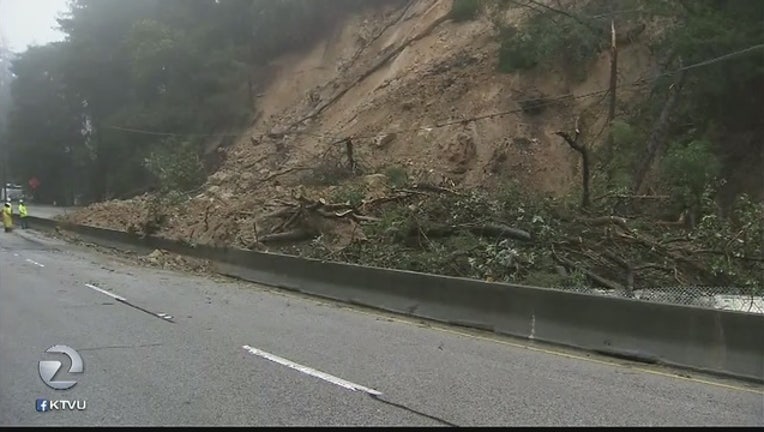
[105,43,764,142]
[676,44,764,72]
[107,125,243,138]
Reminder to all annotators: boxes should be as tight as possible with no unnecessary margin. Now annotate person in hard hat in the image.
[2,202,12,232]
[18,199,28,229]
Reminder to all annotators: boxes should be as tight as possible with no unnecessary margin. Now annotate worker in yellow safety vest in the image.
[18,199,29,229]
[2,202,12,232]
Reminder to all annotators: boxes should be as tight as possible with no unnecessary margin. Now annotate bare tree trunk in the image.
[581,146,591,208]
[345,138,356,174]
[632,59,687,194]
[556,120,591,208]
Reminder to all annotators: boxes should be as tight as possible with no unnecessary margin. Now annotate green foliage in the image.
[306,160,355,186]
[450,0,481,22]
[331,184,366,208]
[339,180,563,283]
[497,26,538,72]
[383,166,409,189]
[6,0,374,204]
[591,119,643,190]
[496,179,561,242]
[498,12,603,80]
[611,120,640,154]
[644,0,764,202]
[566,268,589,289]
[144,138,206,193]
[661,139,721,210]
[310,171,761,291]
[689,187,764,289]
[522,269,566,289]
[364,204,410,240]
[6,44,86,204]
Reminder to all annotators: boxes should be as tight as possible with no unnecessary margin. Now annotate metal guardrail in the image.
[18,215,764,383]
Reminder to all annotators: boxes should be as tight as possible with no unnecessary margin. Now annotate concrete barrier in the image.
[23,216,764,383]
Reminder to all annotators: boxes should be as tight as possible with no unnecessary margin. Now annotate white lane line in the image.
[242,345,382,396]
[84,283,127,302]
[156,313,174,320]
[25,258,45,268]
[13,253,19,257]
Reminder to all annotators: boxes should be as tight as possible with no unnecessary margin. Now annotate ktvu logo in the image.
[36,398,86,412]
[36,345,87,413]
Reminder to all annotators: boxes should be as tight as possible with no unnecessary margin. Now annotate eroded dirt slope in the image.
[67,0,658,249]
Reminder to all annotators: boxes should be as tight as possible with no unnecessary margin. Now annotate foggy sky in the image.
[0,0,68,53]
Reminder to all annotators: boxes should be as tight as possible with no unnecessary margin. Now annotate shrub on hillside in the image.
[144,137,206,193]
[498,11,603,80]
[661,139,721,211]
[450,0,481,22]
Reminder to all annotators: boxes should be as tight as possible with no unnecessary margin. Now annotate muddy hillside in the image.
[62,0,763,293]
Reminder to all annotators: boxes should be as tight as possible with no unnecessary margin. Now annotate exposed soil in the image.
[65,0,667,253]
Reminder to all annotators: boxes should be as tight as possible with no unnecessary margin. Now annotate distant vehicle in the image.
[1,183,24,202]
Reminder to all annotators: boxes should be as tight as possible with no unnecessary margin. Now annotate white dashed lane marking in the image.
[84,283,174,324]
[25,258,45,268]
[85,283,127,302]
[242,345,382,396]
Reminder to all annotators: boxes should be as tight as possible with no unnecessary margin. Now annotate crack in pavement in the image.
[367,394,459,427]
[84,283,176,324]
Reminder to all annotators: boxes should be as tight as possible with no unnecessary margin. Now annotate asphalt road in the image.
[1,229,762,426]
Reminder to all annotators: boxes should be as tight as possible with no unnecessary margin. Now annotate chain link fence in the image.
[554,285,764,315]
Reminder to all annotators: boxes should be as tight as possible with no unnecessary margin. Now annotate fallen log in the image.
[300,197,354,211]
[352,214,382,223]
[603,250,634,295]
[463,223,532,241]
[617,232,712,276]
[258,229,316,244]
[554,254,626,292]
[256,207,295,221]
[409,183,461,195]
[593,192,670,201]
[578,216,630,230]
[407,223,532,241]
[408,224,456,239]
[279,207,303,231]
[315,208,355,218]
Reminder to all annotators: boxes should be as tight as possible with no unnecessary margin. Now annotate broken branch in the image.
[409,183,462,195]
[258,229,316,244]
[259,166,313,182]
[555,127,590,208]
[554,253,626,292]
[243,154,269,169]
[578,216,630,231]
[407,223,532,241]
[462,223,532,241]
